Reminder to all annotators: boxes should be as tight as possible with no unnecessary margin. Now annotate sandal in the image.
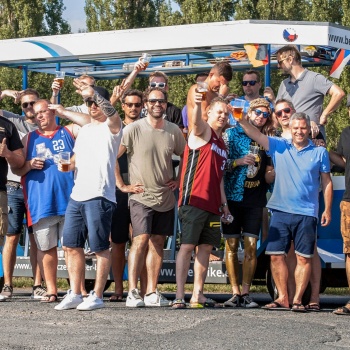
[333,304,350,315]
[40,294,58,303]
[305,303,320,312]
[291,303,306,313]
[172,298,186,309]
[109,293,124,302]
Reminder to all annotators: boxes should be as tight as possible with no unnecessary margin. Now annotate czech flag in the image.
[244,44,268,67]
[330,49,350,79]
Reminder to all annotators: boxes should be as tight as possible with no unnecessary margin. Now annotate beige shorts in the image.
[340,201,350,254]
[0,191,8,241]
[32,215,64,251]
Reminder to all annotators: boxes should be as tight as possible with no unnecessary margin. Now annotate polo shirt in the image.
[267,136,330,218]
[276,69,333,124]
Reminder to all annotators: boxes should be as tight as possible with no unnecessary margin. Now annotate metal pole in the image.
[264,44,271,87]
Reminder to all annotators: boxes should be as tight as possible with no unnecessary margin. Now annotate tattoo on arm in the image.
[93,92,117,118]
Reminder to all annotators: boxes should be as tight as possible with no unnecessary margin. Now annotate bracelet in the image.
[232,160,237,168]
[221,202,228,208]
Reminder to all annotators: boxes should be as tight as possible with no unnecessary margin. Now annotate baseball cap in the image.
[347,94,350,107]
[93,86,110,101]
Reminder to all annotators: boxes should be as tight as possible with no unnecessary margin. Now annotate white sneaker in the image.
[0,294,6,302]
[54,290,83,310]
[126,288,145,307]
[77,290,104,311]
[144,289,171,307]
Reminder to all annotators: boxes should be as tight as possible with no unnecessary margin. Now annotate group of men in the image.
[1,44,350,314]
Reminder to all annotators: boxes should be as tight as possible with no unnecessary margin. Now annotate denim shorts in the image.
[63,197,116,252]
[6,185,26,234]
[266,210,317,258]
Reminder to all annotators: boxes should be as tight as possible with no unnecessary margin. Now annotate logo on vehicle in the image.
[283,28,298,42]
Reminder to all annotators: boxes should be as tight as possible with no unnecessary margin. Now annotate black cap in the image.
[93,86,110,101]
[347,94,350,107]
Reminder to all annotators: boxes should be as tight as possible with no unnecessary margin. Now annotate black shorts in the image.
[110,189,131,244]
[179,205,221,247]
[129,199,174,237]
[222,201,263,239]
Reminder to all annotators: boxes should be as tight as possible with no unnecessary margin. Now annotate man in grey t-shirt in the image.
[0,88,46,300]
[276,45,345,138]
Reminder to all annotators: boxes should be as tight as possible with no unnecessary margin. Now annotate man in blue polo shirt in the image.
[234,110,333,312]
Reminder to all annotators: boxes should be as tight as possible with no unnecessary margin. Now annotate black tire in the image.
[265,268,312,305]
[66,279,112,293]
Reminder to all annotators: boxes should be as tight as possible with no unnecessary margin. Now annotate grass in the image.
[11,277,349,296]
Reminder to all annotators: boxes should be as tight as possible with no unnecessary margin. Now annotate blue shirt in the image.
[267,137,330,218]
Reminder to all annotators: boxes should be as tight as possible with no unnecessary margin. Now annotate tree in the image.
[0,0,71,114]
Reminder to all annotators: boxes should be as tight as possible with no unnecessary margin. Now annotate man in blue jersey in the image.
[15,99,80,303]
[233,110,333,312]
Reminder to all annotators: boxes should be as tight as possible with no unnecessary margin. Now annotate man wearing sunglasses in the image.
[0,88,48,301]
[276,45,345,139]
[223,98,274,308]
[120,87,185,307]
[237,110,332,312]
[145,71,183,129]
[109,89,144,302]
[52,84,122,311]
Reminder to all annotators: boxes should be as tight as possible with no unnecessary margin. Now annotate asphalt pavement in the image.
[0,291,350,349]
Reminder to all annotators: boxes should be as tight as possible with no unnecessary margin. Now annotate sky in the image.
[63,0,87,33]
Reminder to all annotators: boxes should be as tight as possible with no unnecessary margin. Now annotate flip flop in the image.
[261,301,290,311]
[172,298,187,309]
[333,305,350,315]
[305,303,320,312]
[291,303,306,313]
[40,294,58,303]
[190,298,217,308]
[109,294,124,302]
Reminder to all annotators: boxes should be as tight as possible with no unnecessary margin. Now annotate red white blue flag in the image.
[330,49,350,79]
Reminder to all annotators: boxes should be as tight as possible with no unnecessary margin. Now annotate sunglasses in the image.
[254,109,270,118]
[275,107,291,117]
[147,99,166,105]
[86,100,98,107]
[149,82,167,88]
[22,101,36,108]
[242,80,257,86]
[277,56,290,65]
[124,102,142,108]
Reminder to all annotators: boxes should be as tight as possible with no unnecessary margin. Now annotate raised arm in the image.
[230,106,269,151]
[48,104,90,128]
[191,91,209,137]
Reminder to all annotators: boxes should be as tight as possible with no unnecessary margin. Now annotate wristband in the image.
[232,160,237,168]
[221,202,228,208]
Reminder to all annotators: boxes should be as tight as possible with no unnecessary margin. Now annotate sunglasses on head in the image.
[254,109,270,118]
[22,101,36,109]
[147,99,166,105]
[85,100,98,107]
[242,80,257,86]
[275,107,291,117]
[124,102,142,108]
[149,82,167,88]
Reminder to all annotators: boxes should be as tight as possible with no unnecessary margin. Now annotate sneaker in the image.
[0,294,6,302]
[144,289,172,307]
[223,294,241,307]
[54,289,83,310]
[240,294,259,308]
[31,285,47,300]
[126,288,145,308]
[77,290,104,311]
[0,284,13,299]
